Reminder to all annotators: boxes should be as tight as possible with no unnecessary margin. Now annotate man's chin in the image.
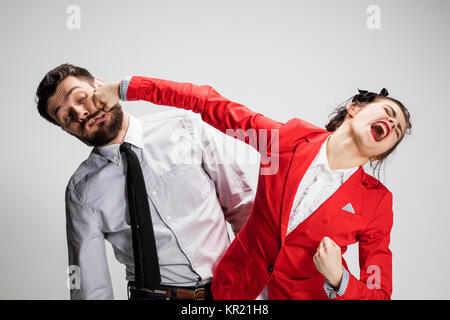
[80,129,120,147]
[75,104,124,147]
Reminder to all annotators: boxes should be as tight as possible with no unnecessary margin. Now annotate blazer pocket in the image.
[273,272,328,300]
[337,210,363,222]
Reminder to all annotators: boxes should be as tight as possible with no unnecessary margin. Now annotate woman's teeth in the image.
[370,121,390,142]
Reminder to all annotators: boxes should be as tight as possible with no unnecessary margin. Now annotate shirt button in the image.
[194,262,199,267]
[151,191,157,196]
[267,264,273,273]
[167,216,172,221]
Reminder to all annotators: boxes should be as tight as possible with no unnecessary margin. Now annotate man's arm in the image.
[197,119,254,234]
[66,187,114,300]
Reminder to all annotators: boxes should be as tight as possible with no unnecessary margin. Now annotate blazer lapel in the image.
[311,166,368,221]
[284,164,370,246]
[279,132,332,243]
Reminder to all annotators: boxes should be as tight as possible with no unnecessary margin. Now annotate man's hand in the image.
[313,237,343,288]
[93,81,120,112]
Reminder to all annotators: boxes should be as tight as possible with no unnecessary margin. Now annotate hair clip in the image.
[379,88,389,96]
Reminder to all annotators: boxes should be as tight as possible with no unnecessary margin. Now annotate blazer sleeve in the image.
[336,191,393,300]
[125,76,284,153]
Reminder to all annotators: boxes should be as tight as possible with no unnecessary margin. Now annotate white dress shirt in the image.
[65,110,254,299]
[256,136,358,299]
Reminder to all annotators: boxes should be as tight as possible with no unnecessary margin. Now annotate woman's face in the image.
[347,98,407,160]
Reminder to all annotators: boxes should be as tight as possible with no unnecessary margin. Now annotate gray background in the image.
[0,0,449,299]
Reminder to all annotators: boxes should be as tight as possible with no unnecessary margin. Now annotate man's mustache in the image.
[82,103,121,130]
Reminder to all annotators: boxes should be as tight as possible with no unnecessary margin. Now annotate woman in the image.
[96,76,411,300]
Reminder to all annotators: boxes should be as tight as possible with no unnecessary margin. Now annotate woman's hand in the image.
[313,237,343,288]
[93,81,120,112]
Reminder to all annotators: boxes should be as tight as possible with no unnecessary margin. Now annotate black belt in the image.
[127,281,212,300]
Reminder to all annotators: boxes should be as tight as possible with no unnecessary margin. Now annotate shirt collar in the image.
[123,113,144,149]
[313,135,359,181]
[94,113,144,164]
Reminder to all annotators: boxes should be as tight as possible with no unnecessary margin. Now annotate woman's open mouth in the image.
[370,120,390,142]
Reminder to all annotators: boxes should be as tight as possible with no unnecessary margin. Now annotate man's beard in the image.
[78,104,124,147]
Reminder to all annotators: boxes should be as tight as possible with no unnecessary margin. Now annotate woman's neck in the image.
[327,123,369,171]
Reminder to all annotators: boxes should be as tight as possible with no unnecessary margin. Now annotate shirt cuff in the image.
[323,267,350,299]
[119,76,132,101]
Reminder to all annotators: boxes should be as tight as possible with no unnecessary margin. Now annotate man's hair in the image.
[35,63,95,126]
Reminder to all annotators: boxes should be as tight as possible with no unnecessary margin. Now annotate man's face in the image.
[46,76,123,147]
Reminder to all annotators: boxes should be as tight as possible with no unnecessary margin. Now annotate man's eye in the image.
[65,113,72,122]
[79,96,86,104]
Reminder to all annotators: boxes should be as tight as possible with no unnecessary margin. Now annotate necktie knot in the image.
[120,142,132,153]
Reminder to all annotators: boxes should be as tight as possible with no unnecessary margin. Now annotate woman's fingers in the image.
[93,89,104,110]
[319,239,325,250]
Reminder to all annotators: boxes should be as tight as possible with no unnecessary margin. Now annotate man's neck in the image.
[105,112,130,146]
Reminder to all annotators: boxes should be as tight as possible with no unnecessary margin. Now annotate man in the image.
[35,64,254,300]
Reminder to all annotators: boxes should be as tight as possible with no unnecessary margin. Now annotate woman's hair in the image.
[325,88,412,179]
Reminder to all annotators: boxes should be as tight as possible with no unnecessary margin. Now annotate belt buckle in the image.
[193,287,206,300]
[153,289,168,295]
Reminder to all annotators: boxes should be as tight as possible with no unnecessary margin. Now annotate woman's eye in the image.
[79,96,86,104]
[384,107,392,117]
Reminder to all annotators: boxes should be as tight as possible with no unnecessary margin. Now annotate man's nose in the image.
[72,105,90,123]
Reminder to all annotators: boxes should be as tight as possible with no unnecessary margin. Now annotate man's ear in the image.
[94,77,105,88]
[346,102,362,118]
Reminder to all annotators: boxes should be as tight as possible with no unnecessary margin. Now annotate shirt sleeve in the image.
[323,267,350,299]
[65,186,114,300]
[197,118,255,234]
[119,76,132,101]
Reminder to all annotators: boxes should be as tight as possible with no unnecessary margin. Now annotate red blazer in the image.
[126,76,393,300]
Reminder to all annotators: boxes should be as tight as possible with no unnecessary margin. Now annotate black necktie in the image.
[120,142,161,290]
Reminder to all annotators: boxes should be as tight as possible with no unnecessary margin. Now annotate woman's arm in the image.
[95,76,326,173]
[338,191,393,300]
[121,76,283,153]
[314,191,393,300]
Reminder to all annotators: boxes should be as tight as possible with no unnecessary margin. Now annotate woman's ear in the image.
[369,154,381,162]
[94,78,105,88]
[346,102,362,118]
